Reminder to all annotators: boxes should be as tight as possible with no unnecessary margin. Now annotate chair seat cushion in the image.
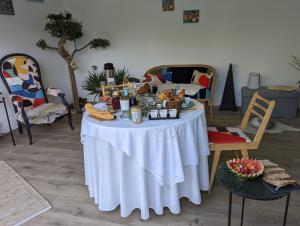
[16,103,67,124]
[208,131,246,144]
[208,127,252,144]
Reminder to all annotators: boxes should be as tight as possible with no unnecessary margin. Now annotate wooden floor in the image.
[0,110,299,226]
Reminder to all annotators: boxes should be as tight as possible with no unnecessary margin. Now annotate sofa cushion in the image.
[168,67,209,84]
[168,67,193,83]
[162,72,172,82]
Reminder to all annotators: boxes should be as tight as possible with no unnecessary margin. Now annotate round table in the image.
[216,163,291,226]
[81,100,210,220]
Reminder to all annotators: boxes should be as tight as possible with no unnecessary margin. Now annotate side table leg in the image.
[241,197,245,226]
[283,193,290,226]
[228,191,232,226]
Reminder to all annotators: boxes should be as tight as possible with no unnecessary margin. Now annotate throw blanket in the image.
[16,103,66,124]
[157,83,205,96]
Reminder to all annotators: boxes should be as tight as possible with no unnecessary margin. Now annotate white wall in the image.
[63,0,300,104]
[0,0,69,133]
[1,0,300,133]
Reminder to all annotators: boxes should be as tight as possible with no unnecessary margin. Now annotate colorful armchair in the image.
[0,53,74,144]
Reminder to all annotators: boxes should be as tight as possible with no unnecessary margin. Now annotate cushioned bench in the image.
[144,64,216,117]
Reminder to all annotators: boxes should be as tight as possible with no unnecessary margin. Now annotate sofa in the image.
[143,64,216,117]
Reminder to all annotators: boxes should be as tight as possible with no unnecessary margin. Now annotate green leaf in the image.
[90,38,110,49]
[36,39,48,49]
[45,11,83,41]
[115,67,130,85]
[81,71,106,96]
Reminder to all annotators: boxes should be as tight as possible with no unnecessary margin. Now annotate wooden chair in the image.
[208,92,275,192]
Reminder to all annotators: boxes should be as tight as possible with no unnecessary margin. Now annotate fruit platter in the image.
[226,159,264,180]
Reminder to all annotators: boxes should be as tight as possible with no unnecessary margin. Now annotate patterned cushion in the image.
[191,70,212,87]
[143,73,167,91]
[208,127,252,143]
[1,56,46,108]
[16,103,67,124]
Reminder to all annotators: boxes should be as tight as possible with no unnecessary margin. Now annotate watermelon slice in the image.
[226,158,264,179]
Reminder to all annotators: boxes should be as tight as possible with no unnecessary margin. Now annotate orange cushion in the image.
[208,131,246,144]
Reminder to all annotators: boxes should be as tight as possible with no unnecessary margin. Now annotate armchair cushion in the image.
[16,103,67,124]
[46,87,62,97]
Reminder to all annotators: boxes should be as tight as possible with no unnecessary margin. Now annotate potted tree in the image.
[37,11,110,111]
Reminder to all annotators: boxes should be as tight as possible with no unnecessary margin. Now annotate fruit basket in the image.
[226,159,264,180]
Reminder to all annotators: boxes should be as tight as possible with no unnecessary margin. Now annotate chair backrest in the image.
[240,92,275,148]
[0,53,48,111]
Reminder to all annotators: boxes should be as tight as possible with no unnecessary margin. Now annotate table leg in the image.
[241,197,245,226]
[228,191,232,226]
[283,193,290,226]
[3,97,16,146]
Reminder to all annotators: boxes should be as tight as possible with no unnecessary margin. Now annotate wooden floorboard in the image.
[0,111,299,226]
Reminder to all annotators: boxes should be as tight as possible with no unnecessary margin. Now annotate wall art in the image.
[162,0,174,12]
[183,10,199,23]
[0,0,14,15]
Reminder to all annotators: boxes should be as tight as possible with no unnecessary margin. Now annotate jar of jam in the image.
[111,91,120,110]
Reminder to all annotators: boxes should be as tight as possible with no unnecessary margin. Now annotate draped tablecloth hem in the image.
[88,194,202,220]
[83,137,209,220]
[82,135,209,187]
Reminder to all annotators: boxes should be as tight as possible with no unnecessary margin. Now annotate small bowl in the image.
[227,158,264,180]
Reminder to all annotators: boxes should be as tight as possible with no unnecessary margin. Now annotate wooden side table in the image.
[216,163,299,226]
[0,93,16,145]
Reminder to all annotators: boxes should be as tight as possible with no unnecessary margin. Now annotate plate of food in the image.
[227,158,264,180]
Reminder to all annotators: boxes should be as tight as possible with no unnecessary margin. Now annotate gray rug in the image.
[0,161,51,226]
[244,122,300,134]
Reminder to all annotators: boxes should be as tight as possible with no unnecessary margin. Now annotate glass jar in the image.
[131,106,142,124]
[104,63,115,85]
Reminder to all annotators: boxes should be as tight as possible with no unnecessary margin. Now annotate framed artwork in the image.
[183,10,199,23]
[0,0,14,15]
[162,0,174,12]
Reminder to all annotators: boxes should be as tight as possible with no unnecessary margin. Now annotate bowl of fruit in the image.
[226,158,264,180]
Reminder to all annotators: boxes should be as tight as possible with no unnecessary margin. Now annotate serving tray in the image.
[148,114,180,120]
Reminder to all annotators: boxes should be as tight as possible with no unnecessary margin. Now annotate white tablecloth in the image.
[81,100,210,219]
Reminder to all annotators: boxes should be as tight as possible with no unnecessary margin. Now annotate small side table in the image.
[0,93,16,145]
[216,163,297,226]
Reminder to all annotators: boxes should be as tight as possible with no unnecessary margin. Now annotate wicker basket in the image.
[136,83,151,94]
[166,101,182,113]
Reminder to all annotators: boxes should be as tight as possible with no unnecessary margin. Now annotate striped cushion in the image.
[208,127,252,144]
